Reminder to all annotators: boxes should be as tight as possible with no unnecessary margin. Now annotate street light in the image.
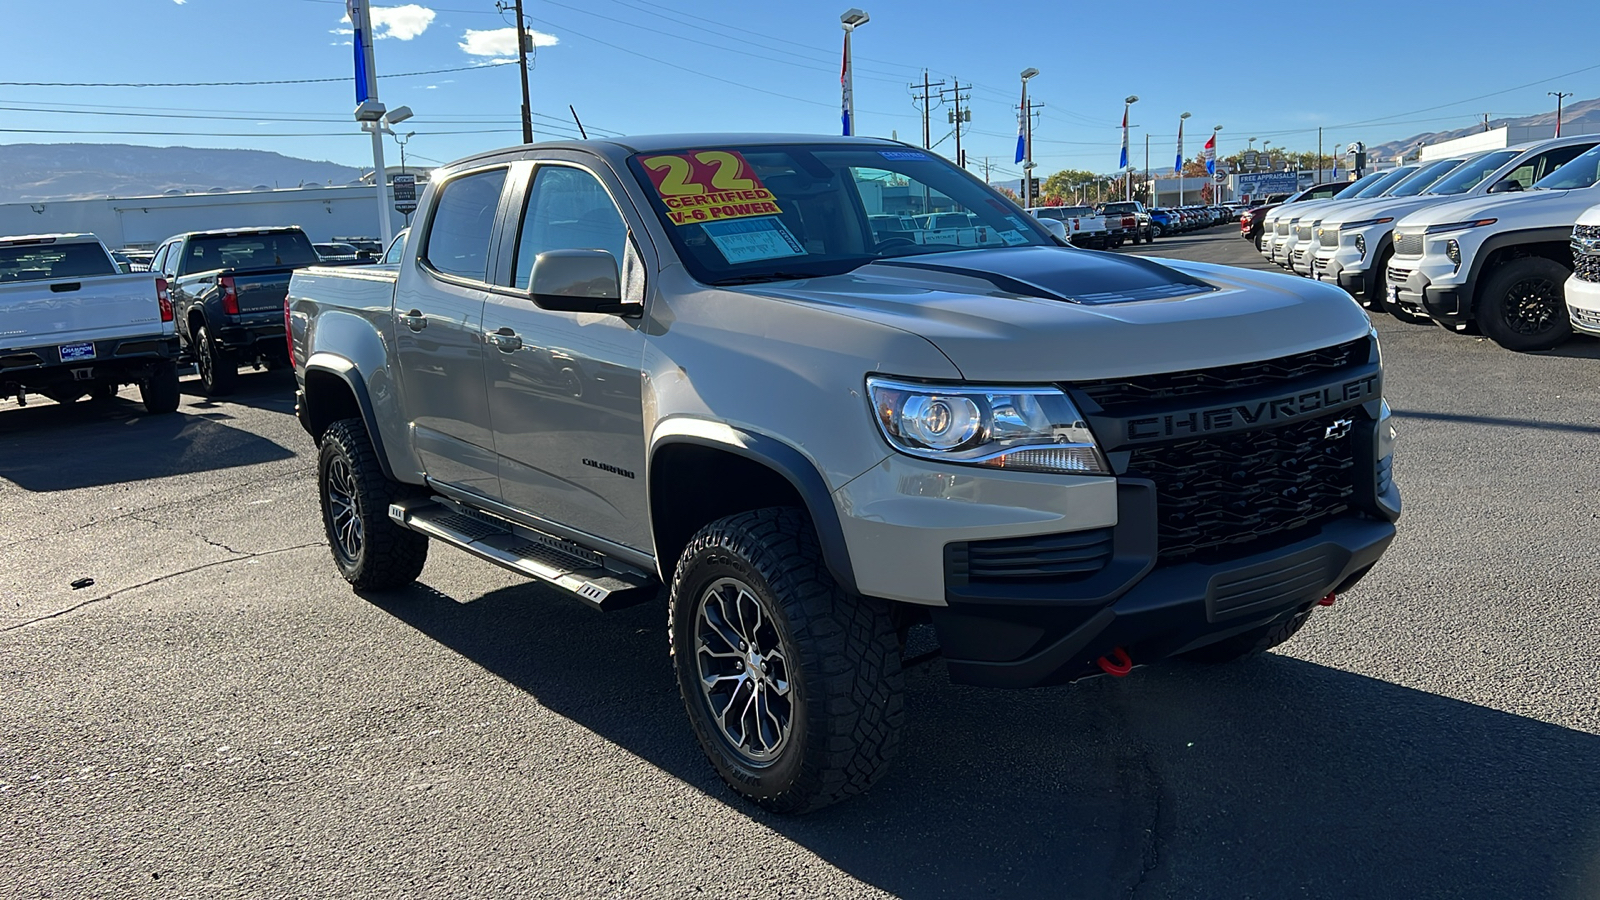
[1020,67,1039,207]
[1177,111,1192,207]
[840,8,869,136]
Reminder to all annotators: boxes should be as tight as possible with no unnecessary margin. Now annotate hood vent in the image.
[869,246,1216,306]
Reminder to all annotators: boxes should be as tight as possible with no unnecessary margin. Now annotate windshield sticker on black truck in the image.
[701,217,806,264]
[641,151,786,226]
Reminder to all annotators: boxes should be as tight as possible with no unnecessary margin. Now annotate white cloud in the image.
[336,5,437,41]
[173,0,186,5]
[459,26,558,57]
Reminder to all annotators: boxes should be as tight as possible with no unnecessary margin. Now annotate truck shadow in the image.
[178,368,298,414]
[376,580,1600,899]
[0,399,296,491]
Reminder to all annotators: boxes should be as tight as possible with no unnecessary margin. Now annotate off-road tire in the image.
[669,507,904,814]
[318,418,428,591]
[1477,256,1574,351]
[139,361,180,414]
[1182,607,1314,664]
[194,323,238,396]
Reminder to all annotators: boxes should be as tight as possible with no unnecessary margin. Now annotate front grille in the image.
[1296,224,1315,241]
[945,528,1112,584]
[1312,257,1330,273]
[1394,231,1424,257]
[1126,413,1357,564]
[1292,249,1309,266]
[1318,227,1340,248]
[1275,221,1291,236]
[1387,264,1413,292]
[1575,224,1600,241]
[1572,304,1600,328]
[1576,253,1600,283]
[1073,337,1370,415]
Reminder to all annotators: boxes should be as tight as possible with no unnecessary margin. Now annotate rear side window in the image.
[0,242,115,282]
[424,168,507,282]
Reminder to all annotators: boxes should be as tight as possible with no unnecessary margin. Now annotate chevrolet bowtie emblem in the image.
[1324,417,1354,440]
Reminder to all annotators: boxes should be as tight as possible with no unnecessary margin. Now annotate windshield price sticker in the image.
[641,150,786,226]
[998,230,1029,246]
[701,217,806,264]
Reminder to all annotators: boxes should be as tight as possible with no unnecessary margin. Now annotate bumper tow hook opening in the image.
[1317,592,1337,607]
[1097,647,1133,677]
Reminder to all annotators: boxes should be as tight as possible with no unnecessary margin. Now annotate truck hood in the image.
[1317,195,1441,226]
[736,247,1371,382]
[1393,188,1596,229]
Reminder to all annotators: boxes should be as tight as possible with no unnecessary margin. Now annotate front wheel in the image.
[1477,257,1573,351]
[669,508,904,814]
[318,418,429,591]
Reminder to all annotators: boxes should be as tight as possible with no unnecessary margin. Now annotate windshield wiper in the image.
[709,271,827,286]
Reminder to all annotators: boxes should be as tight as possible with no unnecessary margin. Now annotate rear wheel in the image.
[1477,257,1573,351]
[139,361,180,414]
[318,418,429,591]
[193,323,238,396]
[670,508,904,814]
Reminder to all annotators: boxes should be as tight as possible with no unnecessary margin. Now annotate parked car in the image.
[289,133,1399,814]
[1313,137,1600,318]
[1149,207,1176,237]
[0,232,179,413]
[314,242,364,263]
[1269,169,1417,268]
[117,249,155,272]
[1291,157,1471,278]
[1564,204,1600,336]
[1030,205,1109,248]
[150,226,320,395]
[1100,201,1154,243]
[1250,182,1369,252]
[1388,142,1600,350]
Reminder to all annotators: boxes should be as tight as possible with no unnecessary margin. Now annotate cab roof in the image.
[447,133,911,169]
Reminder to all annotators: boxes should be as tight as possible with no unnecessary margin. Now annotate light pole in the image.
[840,9,869,136]
[1247,136,1257,172]
[1178,111,1192,207]
[1020,67,1038,207]
[1549,91,1573,137]
[1122,94,1139,200]
[1262,140,1273,172]
[1212,125,1223,202]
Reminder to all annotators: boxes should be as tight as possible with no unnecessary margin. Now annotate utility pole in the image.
[939,80,971,168]
[1550,91,1573,137]
[953,79,964,168]
[1483,112,1491,132]
[909,71,945,149]
[501,0,534,144]
[1317,127,1322,182]
[1143,132,1149,206]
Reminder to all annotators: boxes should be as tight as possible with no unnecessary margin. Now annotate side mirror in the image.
[1037,218,1069,243]
[1486,179,1524,194]
[529,249,633,316]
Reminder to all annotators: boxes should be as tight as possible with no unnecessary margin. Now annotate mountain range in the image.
[1365,97,1600,162]
[0,144,367,204]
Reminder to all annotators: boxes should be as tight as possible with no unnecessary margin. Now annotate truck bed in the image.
[0,271,169,351]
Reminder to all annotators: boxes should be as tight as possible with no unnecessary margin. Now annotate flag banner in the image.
[1015,86,1027,164]
[1204,133,1217,175]
[1119,107,1129,170]
[1175,119,1184,174]
[348,0,373,104]
[840,35,852,136]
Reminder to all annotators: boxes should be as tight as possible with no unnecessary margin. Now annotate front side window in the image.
[626,144,1052,285]
[1533,144,1600,191]
[512,165,629,289]
[1529,144,1600,188]
[423,168,508,282]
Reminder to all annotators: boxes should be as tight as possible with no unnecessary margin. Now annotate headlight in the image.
[867,377,1109,475]
[1354,233,1367,257]
[1445,239,1461,270]
[1376,399,1396,460]
[1339,217,1394,230]
[1424,218,1497,235]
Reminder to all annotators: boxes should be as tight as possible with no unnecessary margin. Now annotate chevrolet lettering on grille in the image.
[1120,373,1380,442]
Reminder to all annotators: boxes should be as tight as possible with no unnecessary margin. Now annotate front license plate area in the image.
[59,341,95,362]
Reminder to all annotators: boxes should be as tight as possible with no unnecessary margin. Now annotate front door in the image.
[483,161,650,550]
[396,166,509,498]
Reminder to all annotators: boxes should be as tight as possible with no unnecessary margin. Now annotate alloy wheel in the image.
[1504,276,1560,335]
[693,577,793,765]
[325,456,363,566]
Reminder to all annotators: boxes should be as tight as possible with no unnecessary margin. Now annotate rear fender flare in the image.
[302,352,394,480]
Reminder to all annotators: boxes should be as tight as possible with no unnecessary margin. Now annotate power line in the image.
[0,61,514,89]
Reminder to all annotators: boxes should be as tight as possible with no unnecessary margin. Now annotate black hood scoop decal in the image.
[867,246,1217,305]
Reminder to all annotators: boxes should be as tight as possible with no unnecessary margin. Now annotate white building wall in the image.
[0,185,409,249]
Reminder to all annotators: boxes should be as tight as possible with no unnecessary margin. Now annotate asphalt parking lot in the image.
[4,228,1598,900]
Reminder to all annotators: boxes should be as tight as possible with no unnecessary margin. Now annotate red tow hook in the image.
[1096,646,1133,677]
[1317,592,1337,607]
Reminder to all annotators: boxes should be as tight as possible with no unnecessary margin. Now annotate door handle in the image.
[399,309,427,331]
[488,327,522,352]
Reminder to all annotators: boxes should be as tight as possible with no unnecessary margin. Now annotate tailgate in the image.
[0,273,167,350]
[227,270,295,314]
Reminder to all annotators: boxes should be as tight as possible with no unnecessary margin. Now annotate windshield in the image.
[0,242,116,282]
[183,231,318,273]
[1425,149,1520,195]
[1386,158,1467,197]
[626,143,1054,285]
[1353,167,1419,199]
[1331,172,1387,200]
[1533,144,1600,190]
[1102,202,1139,214]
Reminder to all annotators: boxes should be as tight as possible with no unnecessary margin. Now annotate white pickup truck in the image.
[1028,206,1110,249]
[1,233,180,413]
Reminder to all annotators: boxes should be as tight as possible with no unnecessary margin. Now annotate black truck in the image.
[149,227,319,395]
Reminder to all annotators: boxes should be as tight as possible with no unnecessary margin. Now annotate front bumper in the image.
[1388,255,1470,326]
[1564,272,1600,335]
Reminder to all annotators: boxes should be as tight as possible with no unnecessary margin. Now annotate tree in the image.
[994,185,1021,203]
[1042,168,1100,205]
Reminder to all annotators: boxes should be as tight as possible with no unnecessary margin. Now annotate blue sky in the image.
[4,0,1600,180]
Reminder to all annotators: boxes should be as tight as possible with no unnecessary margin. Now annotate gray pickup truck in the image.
[289,134,1401,813]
